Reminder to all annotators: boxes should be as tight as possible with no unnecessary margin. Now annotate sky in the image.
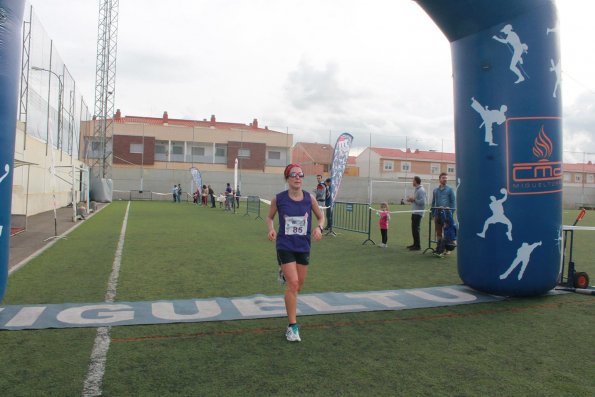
[27,0,595,161]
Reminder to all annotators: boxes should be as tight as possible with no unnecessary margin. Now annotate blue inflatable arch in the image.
[0,0,562,301]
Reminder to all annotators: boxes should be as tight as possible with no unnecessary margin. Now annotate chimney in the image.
[163,111,169,124]
[252,118,258,129]
[406,148,411,153]
[115,109,122,120]
[210,114,216,123]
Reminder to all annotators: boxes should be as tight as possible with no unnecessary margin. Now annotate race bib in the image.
[285,215,308,236]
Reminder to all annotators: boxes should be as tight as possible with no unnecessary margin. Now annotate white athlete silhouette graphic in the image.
[499,241,542,281]
[0,164,9,237]
[477,188,513,241]
[470,97,507,146]
[493,24,528,84]
[0,164,9,184]
[549,59,561,98]
[546,23,559,35]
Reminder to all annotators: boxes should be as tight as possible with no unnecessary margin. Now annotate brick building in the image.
[356,147,456,181]
[82,111,293,175]
[291,142,359,177]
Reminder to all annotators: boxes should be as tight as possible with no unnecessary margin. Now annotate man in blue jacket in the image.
[431,172,456,242]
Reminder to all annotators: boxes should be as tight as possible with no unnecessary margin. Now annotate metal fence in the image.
[331,202,374,245]
[244,196,262,219]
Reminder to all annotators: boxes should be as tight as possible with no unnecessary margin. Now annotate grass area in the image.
[1,201,594,396]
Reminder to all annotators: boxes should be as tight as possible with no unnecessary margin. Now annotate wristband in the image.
[318,226,324,232]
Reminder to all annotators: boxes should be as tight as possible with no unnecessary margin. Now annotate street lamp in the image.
[31,66,64,152]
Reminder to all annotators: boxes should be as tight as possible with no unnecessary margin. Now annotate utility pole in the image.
[90,0,119,180]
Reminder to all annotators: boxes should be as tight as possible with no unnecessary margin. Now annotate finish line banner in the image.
[0,285,505,331]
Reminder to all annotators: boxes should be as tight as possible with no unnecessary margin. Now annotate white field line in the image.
[82,201,131,396]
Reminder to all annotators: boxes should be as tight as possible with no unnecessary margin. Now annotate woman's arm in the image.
[310,194,325,241]
[266,197,278,241]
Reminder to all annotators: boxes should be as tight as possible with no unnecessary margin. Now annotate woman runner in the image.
[266,164,324,342]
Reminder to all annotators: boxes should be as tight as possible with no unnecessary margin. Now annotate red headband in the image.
[284,163,301,179]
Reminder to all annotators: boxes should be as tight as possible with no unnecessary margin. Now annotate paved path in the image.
[9,205,104,271]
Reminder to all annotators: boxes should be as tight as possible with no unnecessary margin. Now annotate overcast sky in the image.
[27,0,595,160]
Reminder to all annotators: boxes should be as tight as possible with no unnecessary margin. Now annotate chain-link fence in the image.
[18,3,91,158]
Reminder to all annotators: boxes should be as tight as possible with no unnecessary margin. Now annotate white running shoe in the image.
[285,325,301,342]
[277,269,286,286]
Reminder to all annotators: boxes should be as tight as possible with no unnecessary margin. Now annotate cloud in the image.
[284,60,355,112]
[563,91,595,158]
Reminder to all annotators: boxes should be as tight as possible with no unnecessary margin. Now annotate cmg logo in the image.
[506,117,562,195]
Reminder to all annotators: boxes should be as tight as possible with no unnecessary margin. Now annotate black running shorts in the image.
[277,250,310,266]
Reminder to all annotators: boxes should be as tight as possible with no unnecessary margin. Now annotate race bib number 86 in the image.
[285,215,307,236]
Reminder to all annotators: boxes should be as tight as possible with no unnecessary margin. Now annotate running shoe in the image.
[285,324,301,342]
[277,269,286,285]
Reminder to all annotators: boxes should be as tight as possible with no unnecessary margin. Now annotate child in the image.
[434,208,457,258]
[378,202,391,248]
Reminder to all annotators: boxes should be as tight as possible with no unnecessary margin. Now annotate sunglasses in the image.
[288,172,305,178]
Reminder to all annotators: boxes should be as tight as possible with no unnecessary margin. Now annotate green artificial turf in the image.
[0,201,593,396]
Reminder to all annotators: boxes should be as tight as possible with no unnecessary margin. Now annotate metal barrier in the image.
[331,201,374,245]
[245,196,262,219]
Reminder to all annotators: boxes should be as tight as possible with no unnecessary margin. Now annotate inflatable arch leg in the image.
[0,0,26,302]
[417,0,562,296]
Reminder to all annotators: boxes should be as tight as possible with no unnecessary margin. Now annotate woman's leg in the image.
[281,263,309,324]
[281,262,299,324]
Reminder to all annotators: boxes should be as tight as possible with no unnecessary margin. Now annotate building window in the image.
[401,161,411,172]
[268,150,281,160]
[170,142,184,162]
[431,163,440,174]
[588,174,594,184]
[575,174,582,183]
[191,146,205,156]
[238,148,251,158]
[563,173,571,182]
[130,143,143,154]
[91,141,101,151]
[172,146,183,155]
[383,160,394,171]
[155,141,168,161]
[215,144,227,157]
[447,165,455,174]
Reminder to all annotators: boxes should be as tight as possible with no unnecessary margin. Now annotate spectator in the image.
[208,185,216,208]
[172,185,178,202]
[314,174,326,208]
[407,176,427,251]
[433,209,457,258]
[377,202,391,248]
[324,178,333,230]
[225,183,233,211]
[431,172,456,242]
[201,185,208,206]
